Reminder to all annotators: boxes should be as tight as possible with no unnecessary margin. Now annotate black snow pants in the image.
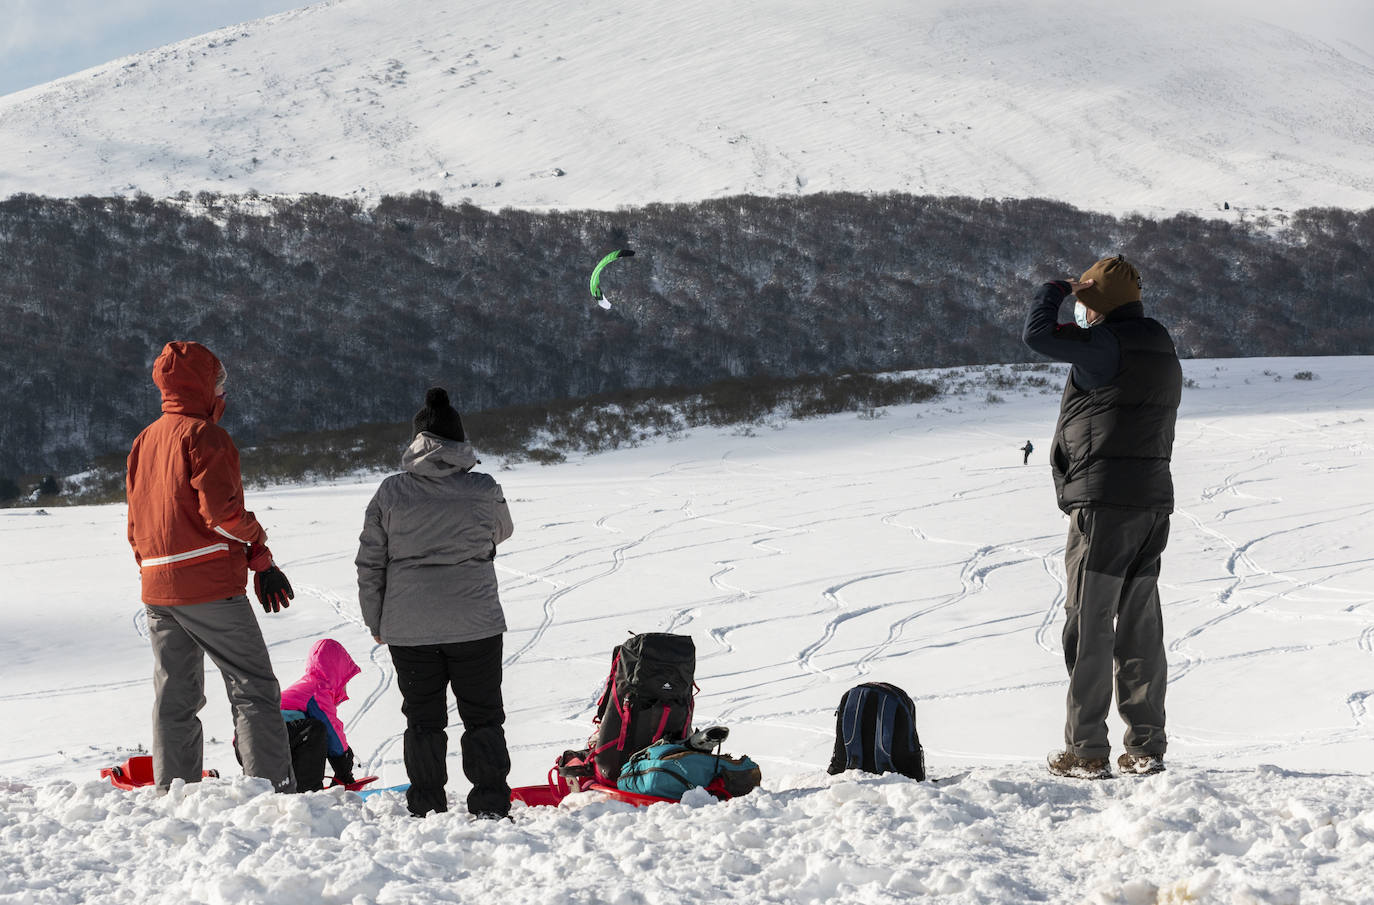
[389,635,511,817]
[232,715,329,792]
[287,717,330,792]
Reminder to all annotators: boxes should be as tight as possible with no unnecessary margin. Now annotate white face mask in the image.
[1073,301,1091,329]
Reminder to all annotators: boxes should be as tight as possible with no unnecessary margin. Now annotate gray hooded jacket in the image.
[356,433,514,646]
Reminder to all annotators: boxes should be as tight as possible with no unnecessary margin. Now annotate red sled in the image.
[100,755,218,790]
[510,762,732,809]
[328,775,379,792]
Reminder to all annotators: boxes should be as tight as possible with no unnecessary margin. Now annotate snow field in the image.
[2,355,1373,903]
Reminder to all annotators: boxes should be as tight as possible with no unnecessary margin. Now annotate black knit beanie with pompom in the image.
[413,387,466,442]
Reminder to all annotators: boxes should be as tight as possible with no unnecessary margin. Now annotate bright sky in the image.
[1,1,306,98]
[2,0,1372,99]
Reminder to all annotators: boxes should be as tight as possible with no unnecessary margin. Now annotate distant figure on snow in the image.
[275,638,363,792]
[126,342,297,793]
[1022,256,1181,780]
[356,387,515,818]
[1021,440,1034,464]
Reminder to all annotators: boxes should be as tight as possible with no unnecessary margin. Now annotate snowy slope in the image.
[2,356,1373,903]
[2,0,1374,215]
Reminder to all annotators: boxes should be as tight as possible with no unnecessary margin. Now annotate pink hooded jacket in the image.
[280,639,361,755]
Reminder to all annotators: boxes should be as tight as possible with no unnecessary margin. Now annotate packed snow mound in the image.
[2,0,1373,214]
[5,765,1374,904]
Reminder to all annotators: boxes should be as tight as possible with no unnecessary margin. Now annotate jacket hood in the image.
[402,431,479,476]
[152,342,221,418]
[1104,302,1145,322]
[304,638,361,703]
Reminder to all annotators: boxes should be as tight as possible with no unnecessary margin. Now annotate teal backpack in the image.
[616,740,762,800]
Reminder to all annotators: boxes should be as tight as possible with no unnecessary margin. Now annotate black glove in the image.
[329,747,356,785]
[254,566,294,613]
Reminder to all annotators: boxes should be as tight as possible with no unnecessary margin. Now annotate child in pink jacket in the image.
[278,639,363,791]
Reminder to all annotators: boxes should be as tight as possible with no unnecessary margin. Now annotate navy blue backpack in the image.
[827,682,926,780]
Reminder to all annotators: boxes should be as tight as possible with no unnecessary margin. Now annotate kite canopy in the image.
[590,249,635,301]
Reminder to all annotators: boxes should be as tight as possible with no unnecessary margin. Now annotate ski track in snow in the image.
[796,567,919,681]
[503,501,680,669]
[1033,550,1068,655]
[0,677,148,705]
[1350,625,1374,730]
[1170,502,1374,685]
[509,361,1374,768]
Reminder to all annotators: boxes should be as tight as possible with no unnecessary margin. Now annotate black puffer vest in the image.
[1051,310,1182,513]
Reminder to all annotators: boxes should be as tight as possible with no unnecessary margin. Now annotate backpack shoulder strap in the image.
[873,692,897,774]
[839,686,871,769]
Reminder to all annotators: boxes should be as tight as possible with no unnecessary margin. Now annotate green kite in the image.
[589,249,635,309]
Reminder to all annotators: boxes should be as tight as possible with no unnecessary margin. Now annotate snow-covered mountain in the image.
[2,0,1374,215]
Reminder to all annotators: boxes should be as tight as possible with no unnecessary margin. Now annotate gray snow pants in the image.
[1062,508,1170,759]
[145,596,295,792]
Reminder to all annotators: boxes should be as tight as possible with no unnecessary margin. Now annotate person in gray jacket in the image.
[356,387,515,817]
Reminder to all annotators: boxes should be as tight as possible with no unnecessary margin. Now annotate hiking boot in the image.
[1046,750,1112,780]
[1117,752,1165,776]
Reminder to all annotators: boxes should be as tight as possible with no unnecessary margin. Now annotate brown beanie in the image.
[413,387,466,442]
[1077,255,1142,313]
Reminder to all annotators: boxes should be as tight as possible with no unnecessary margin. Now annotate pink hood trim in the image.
[303,638,361,702]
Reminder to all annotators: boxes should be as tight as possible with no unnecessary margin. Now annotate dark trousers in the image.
[1062,508,1170,758]
[234,716,329,792]
[288,718,329,792]
[389,635,511,817]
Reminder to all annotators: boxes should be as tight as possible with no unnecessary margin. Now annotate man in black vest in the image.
[1023,255,1182,780]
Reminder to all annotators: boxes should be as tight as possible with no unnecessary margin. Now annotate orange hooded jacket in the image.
[126,342,267,605]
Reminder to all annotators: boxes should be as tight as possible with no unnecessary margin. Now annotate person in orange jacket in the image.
[126,341,297,792]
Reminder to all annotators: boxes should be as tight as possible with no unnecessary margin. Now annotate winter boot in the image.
[1117,752,1165,776]
[1046,750,1112,780]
